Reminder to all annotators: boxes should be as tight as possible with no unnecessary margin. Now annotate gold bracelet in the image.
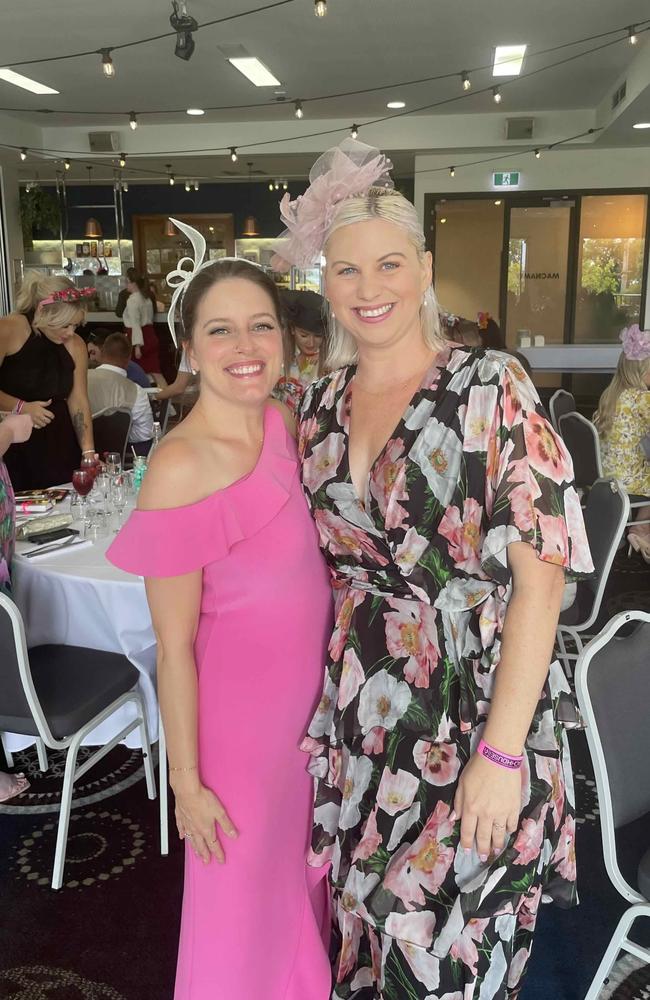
[169,764,198,772]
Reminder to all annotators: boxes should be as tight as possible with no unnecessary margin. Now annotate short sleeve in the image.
[479,360,594,587]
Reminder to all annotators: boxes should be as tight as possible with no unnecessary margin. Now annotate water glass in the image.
[87,508,108,541]
[105,452,122,476]
[111,480,127,530]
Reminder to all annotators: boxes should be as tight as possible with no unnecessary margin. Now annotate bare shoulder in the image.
[67,332,89,362]
[137,435,209,511]
[268,397,296,438]
[0,313,30,355]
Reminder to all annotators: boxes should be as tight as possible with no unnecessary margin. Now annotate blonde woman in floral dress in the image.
[275,140,593,1000]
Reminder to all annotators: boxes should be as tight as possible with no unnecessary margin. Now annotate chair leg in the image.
[556,629,571,679]
[584,904,650,1000]
[158,709,169,857]
[51,738,81,890]
[0,732,14,769]
[36,738,49,773]
[134,697,156,802]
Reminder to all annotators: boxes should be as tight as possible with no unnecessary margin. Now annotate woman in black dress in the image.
[0,273,95,490]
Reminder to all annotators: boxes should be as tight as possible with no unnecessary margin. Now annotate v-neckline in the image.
[342,348,450,510]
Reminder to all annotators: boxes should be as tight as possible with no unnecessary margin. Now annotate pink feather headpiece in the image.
[620,323,650,361]
[272,138,394,270]
[38,286,96,308]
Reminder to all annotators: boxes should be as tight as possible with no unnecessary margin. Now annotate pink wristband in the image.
[14,400,25,414]
[477,739,523,771]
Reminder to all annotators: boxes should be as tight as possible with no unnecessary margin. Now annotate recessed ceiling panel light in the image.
[0,68,59,95]
[186,108,205,115]
[387,100,406,109]
[493,44,527,77]
[633,122,650,129]
[228,57,281,87]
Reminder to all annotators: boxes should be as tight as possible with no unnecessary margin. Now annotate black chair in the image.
[549,388,576,433]
[92,407,132,466]
[556,478,629,674]
[0,592,155,889]
[575,611,650,999]
[559,411,603,494]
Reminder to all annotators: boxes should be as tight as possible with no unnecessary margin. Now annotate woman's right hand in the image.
[23,399,54,429]
[172,777,238,864]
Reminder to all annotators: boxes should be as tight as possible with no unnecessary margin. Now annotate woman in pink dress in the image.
[108,246,333,999]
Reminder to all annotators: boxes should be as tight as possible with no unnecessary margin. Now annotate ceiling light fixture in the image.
[194,181,199,191]
[20,148,27,161]
[461,71,471,92]
[494,200,502,206]
[628,25,638,45]
[64,158,71,170]
[185,181,191,192]
[99,49,115,78]
[440,217,447,224]
[387,100,406,109]
[186,107,205,116]
[129,111,138,130]
[0,68,59,94]
[84,166,103,239]
[269,181,274,191]
[119,152,126,168]
[166,164,175,186]
[241,161,260,237]
[294,100,304,119]
[493,44,527,77]
[449,166,455,177]
[122,180,129,192]
[534,148,541,159]
[493,86,502,104]
[170,1,198,61]
[230,147,238,162]
[633,122,650,129]
[314,0,327,17]
[228,57,281,87]
[351,124,359,138]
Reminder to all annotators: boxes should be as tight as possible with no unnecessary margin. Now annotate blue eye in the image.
[381,261,399,270]
[338,266,357,276]
[208,327,229,336]
[253,322,274,332]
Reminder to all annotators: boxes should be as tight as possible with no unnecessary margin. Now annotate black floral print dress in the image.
[297,346,593,1000]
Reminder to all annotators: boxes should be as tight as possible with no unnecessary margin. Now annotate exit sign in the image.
[493,171,520,188]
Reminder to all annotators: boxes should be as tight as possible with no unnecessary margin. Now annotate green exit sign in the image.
[493,171,520,188]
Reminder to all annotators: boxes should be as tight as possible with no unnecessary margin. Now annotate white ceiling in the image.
[2,0,649,181]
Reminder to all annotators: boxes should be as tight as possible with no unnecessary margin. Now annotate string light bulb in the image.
[461,71,471,92]
[351,124,359,139]
[269,181,274,191]
[493,86,502,104]
[20,148,27,161]
[64,158,71,170]
[119,152,126,168]
[314,0,327,17]
[294,100,304,119]
[628,25,638,45]
[449,166,455,177]
[230,147,238,162]
[100,48,115,78]
[534,148,541,159]
[166,164,175,186]
[129,111,138,130]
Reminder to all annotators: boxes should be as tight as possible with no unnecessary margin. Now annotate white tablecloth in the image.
[7,512,158,750]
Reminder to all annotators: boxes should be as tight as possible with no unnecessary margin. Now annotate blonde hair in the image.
[15,272,87,330]
[322,187,444,369]
[593,352,650,437]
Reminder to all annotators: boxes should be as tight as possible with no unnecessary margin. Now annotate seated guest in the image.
[87,333,154,454]
[594,324,650,559]
[153,348,195,401]
[477,311,534,377]
[87,328,151,387]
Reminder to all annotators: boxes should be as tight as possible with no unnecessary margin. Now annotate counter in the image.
[519,344,621,373]
[85,311,169,324]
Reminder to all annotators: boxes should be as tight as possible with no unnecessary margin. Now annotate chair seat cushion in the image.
[24,645,138,740]
[638,846,650,901]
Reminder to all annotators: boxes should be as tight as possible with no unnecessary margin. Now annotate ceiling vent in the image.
[88,131,120,153]
[612,81,627,110]
[505,117,534,140]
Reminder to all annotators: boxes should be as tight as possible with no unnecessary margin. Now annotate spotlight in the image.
[119,152,126,168]
[193,181,199,191]
[534,149,541,159]
[351,124,359,139]
[20,148,27,161]
[169,174,175,186]
[166,163,175,186]
[628,25,638,45]
[274,182,280,190]
[283,182,288,190]
[100,49,115,78]
[129,112,138,130]
[493,86,502,104]
[185,181,191,192]
[461,71,471,92]
[314,0,327,16]
[269,181,274,191]
[230,147,238,162]
[294,100,304,119]
[64,158,70,170]
[170,1,198,61]
[449,166,455,177]
[122,181,129,192]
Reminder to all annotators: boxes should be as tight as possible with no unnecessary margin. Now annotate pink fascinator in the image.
[620,323,650,361]
[272,138,394,270]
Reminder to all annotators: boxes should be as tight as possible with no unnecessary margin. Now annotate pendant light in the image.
[84,166,103,239]
[164,218,177,238]
[241,162,260,237]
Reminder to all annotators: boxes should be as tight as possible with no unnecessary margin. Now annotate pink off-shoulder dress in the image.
[107,405,333,1000]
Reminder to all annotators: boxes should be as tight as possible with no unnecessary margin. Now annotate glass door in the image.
[505,202,575,348]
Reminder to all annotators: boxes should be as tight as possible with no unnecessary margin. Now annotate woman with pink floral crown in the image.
[275,139,594,1000]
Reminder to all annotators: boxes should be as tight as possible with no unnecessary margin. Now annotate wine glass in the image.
[105,452,122,477]
[80,455,98,482]
[111,480,127,530]
[72,469,93,523]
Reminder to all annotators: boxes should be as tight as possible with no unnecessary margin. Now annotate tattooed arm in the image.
[66,334,95,454]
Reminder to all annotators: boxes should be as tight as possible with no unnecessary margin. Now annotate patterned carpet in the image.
[0,548,648,1000]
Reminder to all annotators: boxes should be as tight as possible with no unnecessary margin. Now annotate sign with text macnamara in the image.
[493,171,520,188]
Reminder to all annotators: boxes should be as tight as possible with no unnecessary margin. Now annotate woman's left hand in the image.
[134,346,142,360]
[454,753,521,860]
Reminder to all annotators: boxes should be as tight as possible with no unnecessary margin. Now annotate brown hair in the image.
[180,259,289,365]
[101,332,133,364]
